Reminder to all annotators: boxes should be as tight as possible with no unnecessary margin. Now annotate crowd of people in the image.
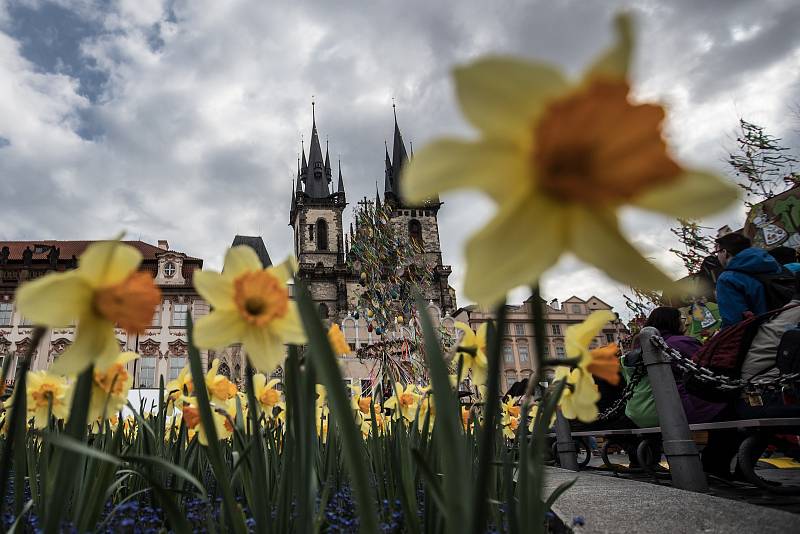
[567,232,800,479]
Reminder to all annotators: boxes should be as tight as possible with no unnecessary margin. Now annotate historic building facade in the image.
[289,106,455,320]
[454,295,628,390]
[0,240,209,389]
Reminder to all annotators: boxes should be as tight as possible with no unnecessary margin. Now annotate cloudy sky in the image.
[1,0,799,317]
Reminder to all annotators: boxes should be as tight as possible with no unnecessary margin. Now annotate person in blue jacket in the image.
[715,232,782,328]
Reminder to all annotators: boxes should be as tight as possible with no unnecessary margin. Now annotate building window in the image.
[504,323,511,335]
[555,344,565,358]
[606,333,615,343]
[308,224,315,241]
[518,344,529,363]
[409,219,423,247]
[19,315,33,326]
[316,219,328,251]
[151,305,162,327]
[514,323,525,336]
[551,324,562,336]
[572,304,582,314]
[506,373,517,390]
[319,303,329,319]
[169,356,186,381]
[542,344,550,356]
[163,262,177,277]
[139,356,156,388]
[503,344,514,363]
[172,303,189,327]
[0,303,12,325]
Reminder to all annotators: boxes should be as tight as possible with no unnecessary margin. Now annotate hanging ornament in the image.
[367,309,374,318]
[367,323,374,333]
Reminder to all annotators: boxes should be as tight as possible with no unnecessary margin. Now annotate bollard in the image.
[554,409,579,471]
[638,327,708,492]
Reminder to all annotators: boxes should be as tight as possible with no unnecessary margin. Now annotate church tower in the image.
[289,103,348,318]
[383,107,455,311]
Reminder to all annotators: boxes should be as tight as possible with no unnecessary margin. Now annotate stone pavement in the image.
[543,466,799,533]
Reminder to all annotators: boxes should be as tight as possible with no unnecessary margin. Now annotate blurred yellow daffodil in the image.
[401,14,738,306]
[88,351,138,424]
[253,373,284,417]
[26,370,71,429]
[454,322,488,386]
[327,323,350,355]
[205,359,238,403]
[555,311,618,422]
[181,398,235,446]
[16,240,161,374]
[165,365,193,411]
[193,246,307,372]
[384,383,421,422]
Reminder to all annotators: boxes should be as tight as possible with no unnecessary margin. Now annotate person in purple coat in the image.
[642,307,727,424]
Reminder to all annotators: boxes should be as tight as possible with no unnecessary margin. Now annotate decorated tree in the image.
[669,218,715,275]
[345,196,453,389]
[728,118,800,206]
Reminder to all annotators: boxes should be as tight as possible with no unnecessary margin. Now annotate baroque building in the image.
[289,106,455,321]
[454,296,628,391]
[0,240,209,389]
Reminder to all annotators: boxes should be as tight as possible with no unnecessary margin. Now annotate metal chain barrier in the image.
[595,363,646,422]
[649,335,800,392]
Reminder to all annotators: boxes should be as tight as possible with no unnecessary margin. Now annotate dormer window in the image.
[314,162,323,169]
[163,262,176,278]
[314,171,323,179]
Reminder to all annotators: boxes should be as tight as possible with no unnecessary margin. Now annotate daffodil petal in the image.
[585,13,633,83]
[453,56,568,143]
[564,310,616,357]
[464,194,565,306]
[79,241,142,288]
[15,272,92,326]
[50,317,118,375]
[401,139,529,205]
[193,271,235,311]
[454,322,476,346]
[252,373,266,391]
[222,246,263,279]
[192,310,246,349]
[242,327,284,373]
[571,208,673,290]
[271,303,307,345]
[631,169,739,219]
[268,256,298,284]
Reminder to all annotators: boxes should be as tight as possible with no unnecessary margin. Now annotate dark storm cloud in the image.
[1,0,799,315]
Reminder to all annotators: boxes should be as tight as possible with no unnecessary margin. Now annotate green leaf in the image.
[470,304,506,534]
[295,283,380,534]
[187,316,247,534]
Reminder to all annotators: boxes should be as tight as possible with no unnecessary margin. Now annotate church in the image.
[288,105,457,325]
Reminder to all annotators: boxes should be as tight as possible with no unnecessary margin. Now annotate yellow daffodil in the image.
[401,14,738,306]
[87,351,138,424]
[555,310,618,422]
[26,370,71,429]
[165,365,193,410]
[253,373,284,417]
[205,359,238,403]
[193,246,306,373]
[417,394,435,430]
[502,416,519,439]
[384,383,421,422]
[181,397,235,446]
[327,323,350,355]
[15,240,161,374]
[555,365,600,423]
[453,322,488,386]
[565,310,620,384]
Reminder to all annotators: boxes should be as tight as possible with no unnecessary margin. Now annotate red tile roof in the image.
[0,241,201,262]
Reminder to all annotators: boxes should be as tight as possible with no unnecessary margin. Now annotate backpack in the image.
[728,267,798,311]
[686,304,800,402]
[776,325,800,375]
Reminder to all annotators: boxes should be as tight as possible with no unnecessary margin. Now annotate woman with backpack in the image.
[623,307,728,426]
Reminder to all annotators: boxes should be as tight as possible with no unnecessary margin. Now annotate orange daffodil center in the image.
[94,271,161,333]
[192,246,307,373]
[94,363,130,396]
[233,270,289,327]
[534,80,681,205]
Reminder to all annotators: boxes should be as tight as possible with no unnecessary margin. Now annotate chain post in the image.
[639,327,708,492]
